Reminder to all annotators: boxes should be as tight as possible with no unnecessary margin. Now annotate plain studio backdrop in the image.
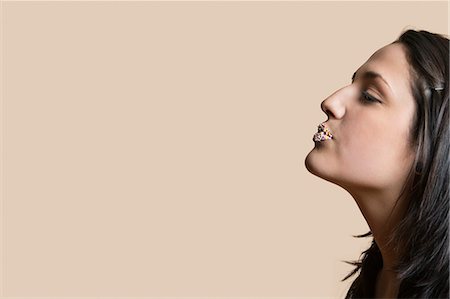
[1,0,448,298]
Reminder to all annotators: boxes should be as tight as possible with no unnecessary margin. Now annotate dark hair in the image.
[342,29,449,298]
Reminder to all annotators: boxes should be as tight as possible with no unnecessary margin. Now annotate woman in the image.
[304,29,449,298]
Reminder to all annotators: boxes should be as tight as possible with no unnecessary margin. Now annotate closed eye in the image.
[361,91,381,104]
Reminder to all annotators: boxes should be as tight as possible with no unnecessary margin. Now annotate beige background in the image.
[1,1,448,298]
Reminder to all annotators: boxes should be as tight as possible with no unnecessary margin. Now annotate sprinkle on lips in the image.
[313,123,334,142]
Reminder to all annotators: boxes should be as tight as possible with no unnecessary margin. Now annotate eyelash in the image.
[360,91,380,104]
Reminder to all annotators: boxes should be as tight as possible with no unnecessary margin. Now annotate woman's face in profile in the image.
[305,43,416,194]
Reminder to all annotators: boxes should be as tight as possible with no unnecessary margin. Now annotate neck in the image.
[375,267,401,298]
[347,185,408,298]
[348,185,409,272]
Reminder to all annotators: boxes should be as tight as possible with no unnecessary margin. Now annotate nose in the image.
[320,88,346,120]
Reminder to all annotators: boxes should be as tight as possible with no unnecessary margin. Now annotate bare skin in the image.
[305,43,416,298]
[374,268,401,298]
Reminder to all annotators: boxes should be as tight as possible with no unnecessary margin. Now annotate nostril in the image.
[321,100,333,117]
[324,108,333,118]
[321,99,338,120]
[326,109,334,117]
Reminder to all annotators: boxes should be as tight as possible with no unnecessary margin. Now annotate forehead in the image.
[358,43,412,101]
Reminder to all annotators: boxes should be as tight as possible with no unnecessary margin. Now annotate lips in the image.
[313,123,334,142]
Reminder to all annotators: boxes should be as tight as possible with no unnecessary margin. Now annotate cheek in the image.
[338,119,411,184]
[340,134,384,174]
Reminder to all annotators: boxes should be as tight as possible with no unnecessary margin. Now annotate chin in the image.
[304,151,315,174]
[304,150,340,185]
[304,150,321,176]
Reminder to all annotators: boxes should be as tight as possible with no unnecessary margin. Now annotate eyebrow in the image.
[352,70,392,92]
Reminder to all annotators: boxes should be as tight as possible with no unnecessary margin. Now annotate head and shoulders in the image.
[304,29,449,298]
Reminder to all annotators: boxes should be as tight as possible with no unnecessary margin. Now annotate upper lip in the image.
[318,122,334,138]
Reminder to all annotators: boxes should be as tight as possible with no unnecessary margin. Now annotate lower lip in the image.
[312,133,333,142]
